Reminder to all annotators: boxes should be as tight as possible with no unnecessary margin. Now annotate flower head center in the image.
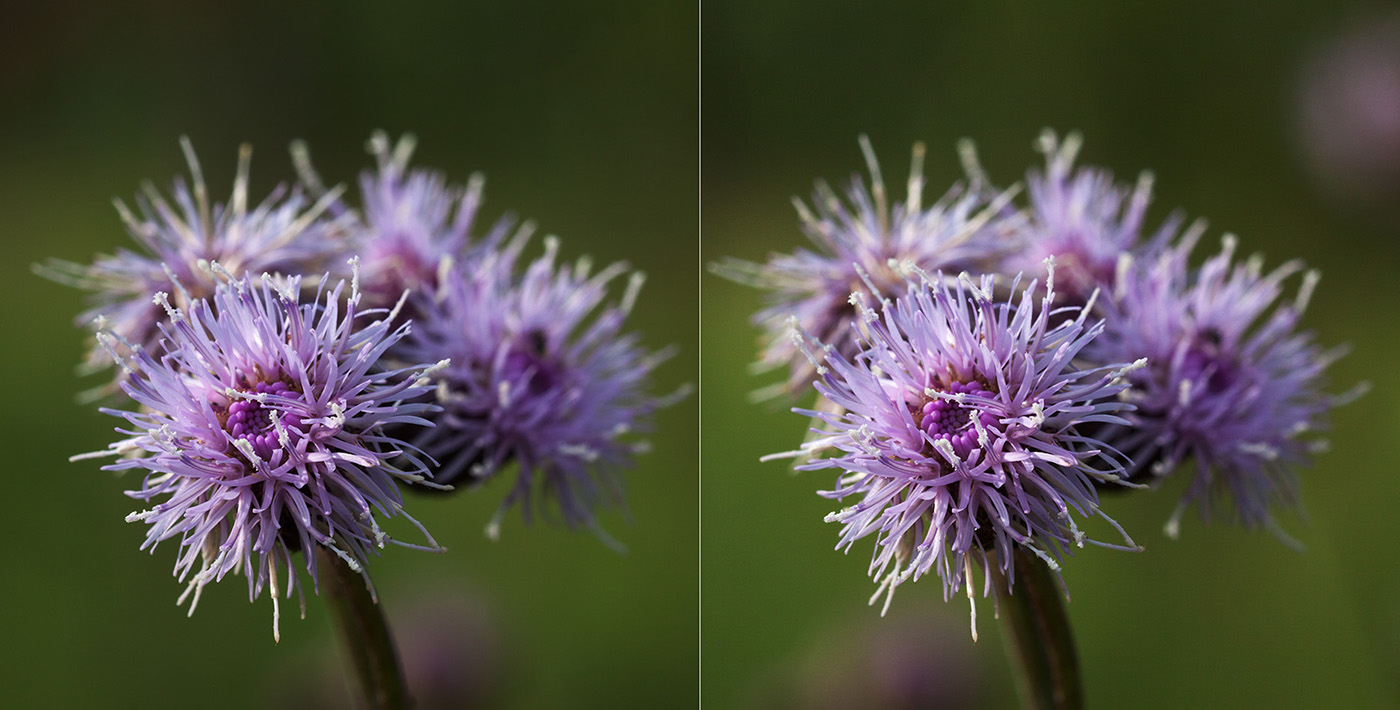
[920,380,997,460]
[225,380,299,461]
[366,238,434,301]
[1182,328,1239,392]
[503,331,560,397]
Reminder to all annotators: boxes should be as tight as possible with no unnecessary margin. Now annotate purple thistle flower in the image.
[37,138,352,385]
[995,131,1188,309]
[713,137,1013,398]
[74,265,447,640]
[770,266,1142,635]
[296,131,533,314]
[396,235,676,543]
[1085,233,1352,539]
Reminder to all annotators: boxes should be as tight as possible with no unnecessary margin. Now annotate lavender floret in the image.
[76,265,446,639]
[714,137,1012,398]
[996,131,1189,309]
[38,138,352,385]
[1087,233,1353,539]
[297,132,533,315]
[397,235,676,543]
[772,266,1143,634]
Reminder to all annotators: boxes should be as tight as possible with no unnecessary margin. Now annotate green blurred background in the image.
[1,3,696,708]
[704,2,1400,709]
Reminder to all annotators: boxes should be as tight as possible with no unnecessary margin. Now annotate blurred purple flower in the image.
[267,587,510,710]
[397,235,679,543]
[773,267,1141,631]
[1086,234,1353,539]
[75,267,446,639]
[392,590,509,710]
[37,138,351,387]
[763,612,984,710]
[995,131,1188,309]
[1298,14,1400,202]
[713,137,1012,398]
[301,132,533,314]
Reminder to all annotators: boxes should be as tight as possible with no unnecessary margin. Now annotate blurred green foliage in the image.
[1,2,696,708]
[704,2,1400,708]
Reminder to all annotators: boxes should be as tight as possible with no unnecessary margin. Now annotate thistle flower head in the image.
[714,137,1011,398]
[342,132,533,313]
[999,131,1181,308]
[78,267,445,640]
[1087,234,1347,537]
[778,267,1141,622]
[398,235,672,542]
[38,138,351,381]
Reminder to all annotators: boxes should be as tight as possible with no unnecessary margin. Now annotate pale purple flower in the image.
[1297,13,1400,201]
[996,131,1189,309]
[1086,234,1351,539]
[772,267,1142,632]
[75,266,447,639]
[713,137,1012,398]
[396,235,675,542]
[297,131,533,314]
[37,138,351,383]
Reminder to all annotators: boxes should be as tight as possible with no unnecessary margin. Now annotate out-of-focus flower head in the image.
[751,612,984,710]
[76,264,447,639]
[995,130,1189,310]
[1297,13,1400,204]
[772,265,1142,633]
[397,234,679,544]
[1086,234,1355,540]
[392,590,509,710]
[38,138,352,388]
[713,136,1014,399]
[295,131,533,315]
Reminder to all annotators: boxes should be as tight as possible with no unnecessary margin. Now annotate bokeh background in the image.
[704,3,1400,709]
[1,3,696,708]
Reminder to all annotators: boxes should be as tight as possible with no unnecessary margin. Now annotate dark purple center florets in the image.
[1038,247,1111,310]
[1182,328,1240,392]
[919,381,998,460]
[502,331,561,397]
[225,380,299,461]
[366,238,434,301]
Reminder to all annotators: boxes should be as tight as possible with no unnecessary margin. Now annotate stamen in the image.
[966,556,979,642]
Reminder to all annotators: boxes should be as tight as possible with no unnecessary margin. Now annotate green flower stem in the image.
[991,547,1083,710]
[316,545,410,710]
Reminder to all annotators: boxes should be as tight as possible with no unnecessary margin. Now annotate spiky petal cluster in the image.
[397,236,671,541]
[713,137,1013,398]
[37,138,351,380]
[300,131,532,314]
[79,269,447,639]
[995,131,1186,309]
[781,268,1143,622]
[1086,234,1347,537]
